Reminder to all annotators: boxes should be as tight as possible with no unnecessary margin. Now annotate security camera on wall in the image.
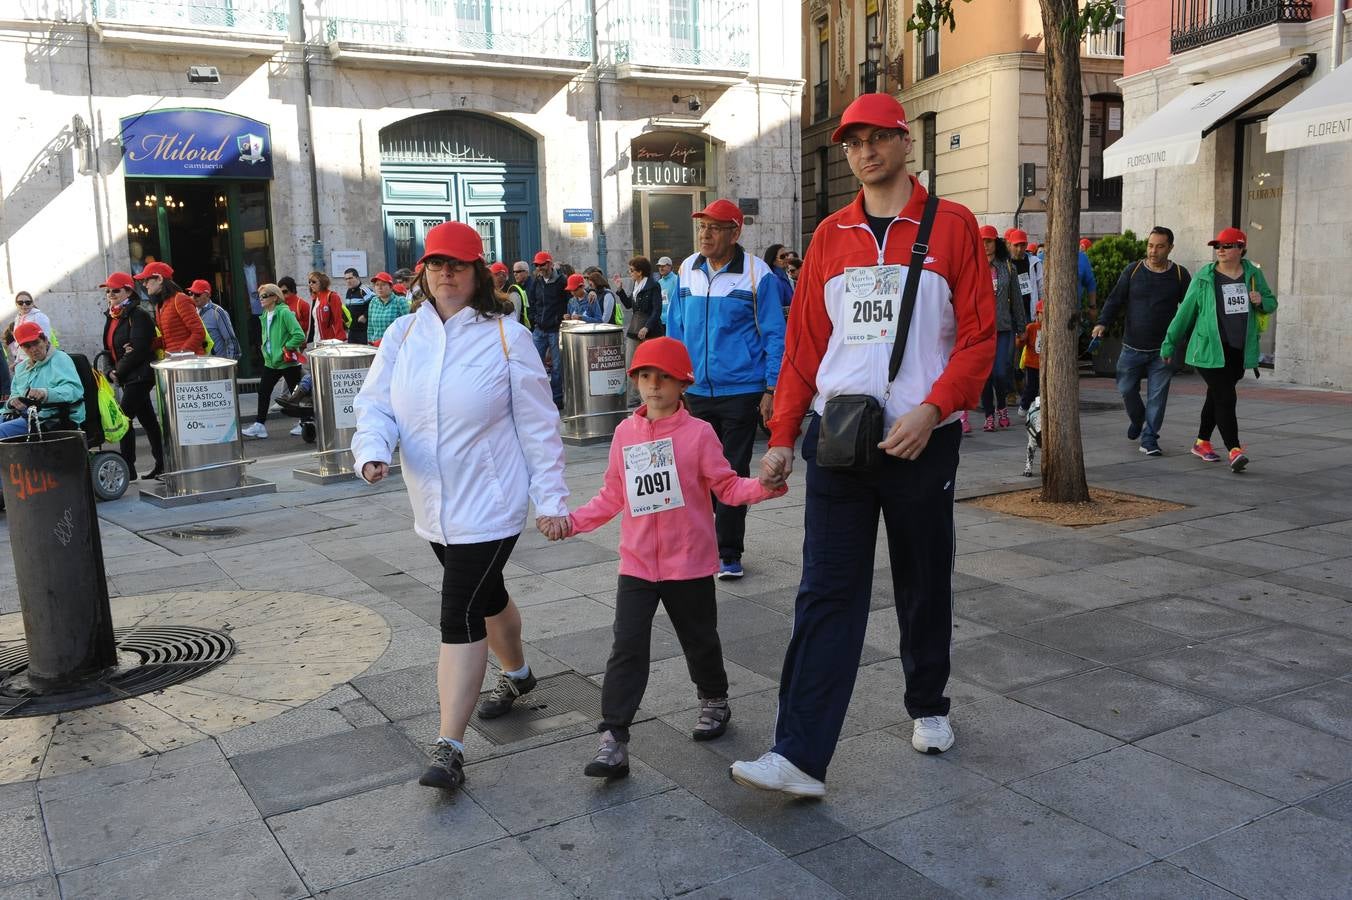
[672,94,702,113]
[187,66,221,84]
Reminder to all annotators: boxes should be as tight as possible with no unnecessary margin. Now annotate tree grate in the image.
[0,625,236,719]
[474,672,604,745]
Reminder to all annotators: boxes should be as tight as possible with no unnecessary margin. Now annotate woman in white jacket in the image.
[353,222,570,792]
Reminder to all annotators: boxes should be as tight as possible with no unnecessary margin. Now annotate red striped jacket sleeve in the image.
[767,224,833,449]
[924,205,995,418]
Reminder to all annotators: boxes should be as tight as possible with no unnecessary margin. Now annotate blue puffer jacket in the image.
[667,247,787,397]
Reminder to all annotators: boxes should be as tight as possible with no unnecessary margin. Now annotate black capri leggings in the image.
[430,534,520,644]
[254,364,301,425]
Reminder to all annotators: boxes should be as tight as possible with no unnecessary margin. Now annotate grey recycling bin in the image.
[140,354,275,506]
[294,341,387,484]
[560,323,627,444]
[0,431,117,691]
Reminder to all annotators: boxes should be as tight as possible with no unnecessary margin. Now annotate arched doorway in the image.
[379,112,540,269]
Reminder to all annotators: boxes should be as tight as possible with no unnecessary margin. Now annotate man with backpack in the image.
[1092,226,1191,457]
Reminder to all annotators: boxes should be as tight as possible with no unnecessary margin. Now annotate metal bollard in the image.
[560,323,628,444]
[0,431,117,692]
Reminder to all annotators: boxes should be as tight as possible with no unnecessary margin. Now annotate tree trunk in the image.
[1037,0,1091,503]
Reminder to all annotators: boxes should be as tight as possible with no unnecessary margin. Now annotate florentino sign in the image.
[120,109,273,179]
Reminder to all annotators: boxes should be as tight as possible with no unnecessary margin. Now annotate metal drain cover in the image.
[154,525,244,541]
[0,625,236,719]
[474,672,603,745]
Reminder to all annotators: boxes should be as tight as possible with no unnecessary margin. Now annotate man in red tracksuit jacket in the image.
[729,94,995,798]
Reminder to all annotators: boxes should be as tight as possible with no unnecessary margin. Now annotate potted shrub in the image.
[1085,231,1146,376]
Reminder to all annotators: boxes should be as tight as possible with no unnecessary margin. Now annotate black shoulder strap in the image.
[887,188,942,387]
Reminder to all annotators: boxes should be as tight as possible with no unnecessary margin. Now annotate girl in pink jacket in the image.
[542,337,786,779]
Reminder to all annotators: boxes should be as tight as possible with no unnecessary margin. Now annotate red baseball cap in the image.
[489,261,509,275]
[134,261,174,280]
[533,251,553,265]
[1035,301,1044,314]
[392,283,408,295]
[628,336,694,384]
[188,279,212,295]
[13,321,44,345]
[371,271,393,284]
[565,273,587,292]
[1028,243,1040,254]
[419,222,484,265]
[831,93,910,144]
[1005,228,1029,245]
[1079,238,1093,250]
[692,198,744,227]
[100,272,134,289]
[1208,227,1247,247]
[979,225,1000,240]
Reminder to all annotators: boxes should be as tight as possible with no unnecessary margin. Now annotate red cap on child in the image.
[628,336,694,383]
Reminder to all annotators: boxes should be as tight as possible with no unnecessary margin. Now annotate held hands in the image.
[361,461,389,484]
[759,446,794,491]
[536,515,573,541]
[878,403,942,461]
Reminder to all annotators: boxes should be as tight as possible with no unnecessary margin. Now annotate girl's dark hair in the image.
[629,256,653,278]
[155,278,183,301]
[414,260,505,318]
[278,276,298,293]
[763,244,785,268]
[992,238,1011,262]
[584,267,610,290]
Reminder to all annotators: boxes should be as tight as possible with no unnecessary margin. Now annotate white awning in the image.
[1105,59,1306,178]
[1265,61,1352,151]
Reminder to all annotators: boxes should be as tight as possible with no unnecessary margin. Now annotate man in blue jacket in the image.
[667,199,787,579]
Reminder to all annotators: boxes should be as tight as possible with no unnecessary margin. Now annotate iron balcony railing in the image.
[319,0,592,60]
[920,28,939,79]
[89,0,289,33]
[813,80,828,124]
[858,58,879,95]
[1170,0,1312,54]
[610,0,751,70]
[1083,4,1125,56]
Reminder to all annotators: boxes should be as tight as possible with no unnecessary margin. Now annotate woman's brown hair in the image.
[308,271,331,292]
[628,256,653,278]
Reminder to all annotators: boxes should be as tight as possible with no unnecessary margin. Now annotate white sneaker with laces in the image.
[728,751,825,798]
[911,715,955,754]
[289,423,304,437]
[241,422,268,439]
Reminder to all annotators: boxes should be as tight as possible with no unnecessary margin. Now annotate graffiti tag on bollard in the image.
[7,462,60,501]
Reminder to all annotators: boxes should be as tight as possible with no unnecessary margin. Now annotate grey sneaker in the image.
[418,741,465,791]
[477,668,537,719]
[692,697,731,741]
[583,730,630,779]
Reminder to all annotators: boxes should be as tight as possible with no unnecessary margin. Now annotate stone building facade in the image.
[1115,0,1351,389]
[1,1,802,368]
[799,0,1124,251]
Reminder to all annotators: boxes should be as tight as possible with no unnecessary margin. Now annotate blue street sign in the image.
[563,208,595,223]
[119,108,273,179]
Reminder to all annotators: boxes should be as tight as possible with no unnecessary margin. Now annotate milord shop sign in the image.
[632,132,709,187]
[120,109,274,179]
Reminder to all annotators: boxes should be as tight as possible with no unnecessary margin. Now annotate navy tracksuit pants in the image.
[773,416,961,781]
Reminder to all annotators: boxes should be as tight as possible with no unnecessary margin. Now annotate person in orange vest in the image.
[133,262,206,355]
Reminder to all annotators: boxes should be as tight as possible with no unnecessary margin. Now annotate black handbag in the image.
[816,188,941,470]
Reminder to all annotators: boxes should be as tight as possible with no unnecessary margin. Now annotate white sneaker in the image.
[241,422,268,439]
[912,715,955,754]
[728,751,825,798]
[289,423,304,436]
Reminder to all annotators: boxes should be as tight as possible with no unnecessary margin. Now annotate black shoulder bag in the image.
[816,188,941,470]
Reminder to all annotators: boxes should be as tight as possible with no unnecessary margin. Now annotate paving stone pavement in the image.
[1,375,1350,898]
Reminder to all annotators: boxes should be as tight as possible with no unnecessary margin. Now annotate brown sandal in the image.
[692,697,730,741]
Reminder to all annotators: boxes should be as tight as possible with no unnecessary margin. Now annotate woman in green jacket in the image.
[1161,227,1276,472]
[243,283,306,439]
